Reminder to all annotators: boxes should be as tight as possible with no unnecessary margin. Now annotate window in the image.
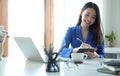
[8,0,44,58]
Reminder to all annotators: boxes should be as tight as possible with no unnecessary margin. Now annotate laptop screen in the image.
[14,37,45,62]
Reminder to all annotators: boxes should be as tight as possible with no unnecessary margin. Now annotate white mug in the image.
[71,53,87,62]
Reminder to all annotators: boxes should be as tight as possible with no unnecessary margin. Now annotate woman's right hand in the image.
[72,47,81,53]
[80,43,92,48]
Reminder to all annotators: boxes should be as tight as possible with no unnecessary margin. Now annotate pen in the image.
[76,38,83,43]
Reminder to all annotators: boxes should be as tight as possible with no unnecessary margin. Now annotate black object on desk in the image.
[77,48,97,53]
[43,43,65,72]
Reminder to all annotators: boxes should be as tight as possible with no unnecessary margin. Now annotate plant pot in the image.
[109,42,114,47]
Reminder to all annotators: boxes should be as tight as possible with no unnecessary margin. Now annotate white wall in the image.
[111,0,120,47]
[103,0,120,47]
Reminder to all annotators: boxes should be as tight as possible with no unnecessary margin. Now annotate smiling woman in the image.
[54,0,103,52]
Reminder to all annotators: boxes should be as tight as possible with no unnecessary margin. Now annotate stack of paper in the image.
[97,59,120,75]
[103,60,120,71]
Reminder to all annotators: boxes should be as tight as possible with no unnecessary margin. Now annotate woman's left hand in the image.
[84,51,99,58]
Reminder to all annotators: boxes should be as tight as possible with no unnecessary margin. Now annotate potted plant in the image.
[105,31,116,47]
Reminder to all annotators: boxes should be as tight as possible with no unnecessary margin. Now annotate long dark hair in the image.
[77,2,103,46]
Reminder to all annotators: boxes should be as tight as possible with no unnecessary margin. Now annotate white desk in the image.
[105,47,120,58]
[0,58,118,76]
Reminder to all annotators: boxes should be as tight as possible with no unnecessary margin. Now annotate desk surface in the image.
[0,58,119,76]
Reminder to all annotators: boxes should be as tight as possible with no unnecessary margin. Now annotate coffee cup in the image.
[71,53,87,62]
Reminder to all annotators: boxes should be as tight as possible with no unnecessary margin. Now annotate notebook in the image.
[14,37,46,63]
[97,67,120,75]
[97,59,120,75]
[103,59,120,66]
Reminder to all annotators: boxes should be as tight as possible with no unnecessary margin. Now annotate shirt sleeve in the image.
[60,27,74,58]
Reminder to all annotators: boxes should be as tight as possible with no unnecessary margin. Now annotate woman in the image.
[60,2,104,58]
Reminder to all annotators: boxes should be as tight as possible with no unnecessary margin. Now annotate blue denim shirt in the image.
[60,25,104,58]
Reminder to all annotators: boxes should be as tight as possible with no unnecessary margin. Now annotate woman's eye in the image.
[86,14,89,16]
[92,16,96,19]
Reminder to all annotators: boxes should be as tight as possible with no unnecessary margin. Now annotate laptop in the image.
[14,37,46,63]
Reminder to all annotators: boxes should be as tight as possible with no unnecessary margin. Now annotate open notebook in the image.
[14,37,46,63]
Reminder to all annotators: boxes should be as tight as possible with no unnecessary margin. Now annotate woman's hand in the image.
[84,51,99,58]
[72,43,99,58]
[80,43,92,48]
[81,43,99,58]
[72,47,81,53]
[72,43,91,53]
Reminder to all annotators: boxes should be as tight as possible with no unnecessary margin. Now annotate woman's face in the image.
[81,8,96,27]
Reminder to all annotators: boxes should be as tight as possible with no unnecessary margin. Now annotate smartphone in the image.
[77,48,97,53]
